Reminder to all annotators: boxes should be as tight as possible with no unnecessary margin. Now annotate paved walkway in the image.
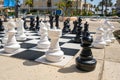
[0,19,120,80]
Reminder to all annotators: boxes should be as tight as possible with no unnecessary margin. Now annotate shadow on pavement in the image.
[58,64,91,73]
[23,60,40,66]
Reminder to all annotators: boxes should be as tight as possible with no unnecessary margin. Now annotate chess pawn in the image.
[37,21,50,49]
[103,20,112,46]
[16,18,27,40]
[92,26,106,48]
[4,19,20,53]
[76,31,97,71]
[45,29,64,62]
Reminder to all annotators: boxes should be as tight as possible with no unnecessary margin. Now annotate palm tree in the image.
[83,0,93,15]
[25,0,33,13]
[98,0,105,16]
[55,0,72,16]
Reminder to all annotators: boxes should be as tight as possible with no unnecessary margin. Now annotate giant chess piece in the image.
[45,28,64,62]
[71,20,78,34]
[2,18,14,44]
[72,23,82,43]
[22,17,28,29]
[4,19,20,53]
[0,18,4,31]
[49,14,54,29]
[37,21,50,49]
[92,26,106,48]
[78,16,82,26]
[105,21,115,43]
[29,17,35,30]
[76,30,97,71]
[46,21,50,30]
[16,18,27,41]
[2,24,8,44]
[103,20,112,46]
[62,18,71,34]
[35,15,40,31]
[83,22,89,37]
[55,14,60,29]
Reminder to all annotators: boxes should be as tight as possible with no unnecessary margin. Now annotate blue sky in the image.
[87,0,116,6]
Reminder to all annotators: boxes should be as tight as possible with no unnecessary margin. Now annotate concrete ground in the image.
[0,18,120,80]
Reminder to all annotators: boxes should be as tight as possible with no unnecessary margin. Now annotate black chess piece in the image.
[71,20,78,34]
[72,23,82,43]
[49,14,54,29]
[22,17,28,29]
[0,18,4,31]
[35,15,40,31]
[62,18,71,34]
[55,14,60,29]
[29,17,35,30]
[75,28,97,71]
[83,22,89,36]
[78,16,82,26]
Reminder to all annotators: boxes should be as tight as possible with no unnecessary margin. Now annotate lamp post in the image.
[15,0,19,18]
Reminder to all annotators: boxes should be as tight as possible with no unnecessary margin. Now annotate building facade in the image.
[21,0,91,11]
[116,0,120,9]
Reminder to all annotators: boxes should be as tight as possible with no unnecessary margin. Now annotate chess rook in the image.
[46,29,64,62]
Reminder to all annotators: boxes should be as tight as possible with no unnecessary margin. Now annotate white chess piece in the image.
[45,28,64,62]
[2,24,8,44]
[16,18,27,40]
[37,21,50,49]
[92,26,106,48]
[46,22,50,30]
[105,21,115,43]
[103,20,112,46]
[4,19,20,53]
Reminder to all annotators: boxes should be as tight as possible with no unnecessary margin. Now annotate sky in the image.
[87,0,116,6]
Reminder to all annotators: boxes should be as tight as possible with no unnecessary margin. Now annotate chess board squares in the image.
[61,42,81,50]
[23,39,39,44]
[11,50,45,61]
[20,43,37,49]
[0,32,5,37]
[0,48,27,56]
[26,35,40,39]
[61,34,76,39]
